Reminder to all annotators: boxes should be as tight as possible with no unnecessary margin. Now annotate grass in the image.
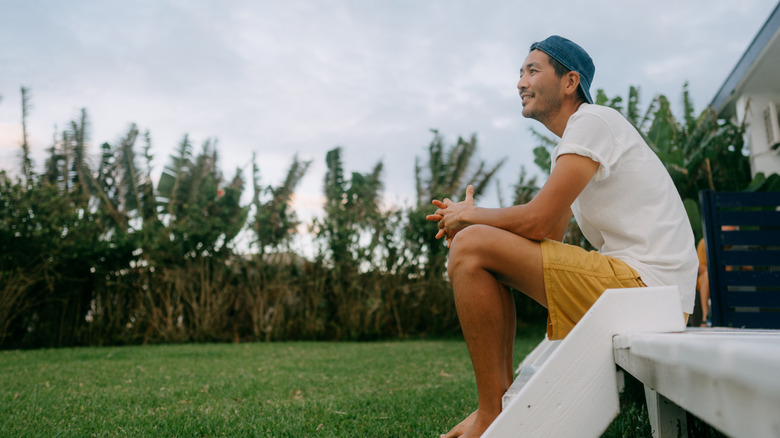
[2,323,718,437]
[1,326,546,437]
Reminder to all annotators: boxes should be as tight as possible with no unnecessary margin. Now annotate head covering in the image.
[530,35,595,104]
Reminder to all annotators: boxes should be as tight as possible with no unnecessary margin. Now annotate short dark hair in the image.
[543,52,570,78]
[530,45,588,103]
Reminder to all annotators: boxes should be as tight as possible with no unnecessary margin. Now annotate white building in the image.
[712,2,780,177]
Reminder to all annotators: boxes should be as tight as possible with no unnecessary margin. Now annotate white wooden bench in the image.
[615,328,780,437]
[483,286,780,438]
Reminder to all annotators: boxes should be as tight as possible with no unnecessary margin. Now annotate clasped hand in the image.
[425,185,475,247]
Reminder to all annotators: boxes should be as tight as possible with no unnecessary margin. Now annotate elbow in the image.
[505,204,561,241]
[524,222,554,242]
[521,212,561,242]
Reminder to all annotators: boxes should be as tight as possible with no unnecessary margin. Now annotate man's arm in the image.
[546,207,572,242]
[428,154,598,242]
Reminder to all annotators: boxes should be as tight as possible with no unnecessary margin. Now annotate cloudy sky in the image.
[1,0,778,221]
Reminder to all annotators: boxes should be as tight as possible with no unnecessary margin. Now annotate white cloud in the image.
[1,0,777,213]
[0,122,22,148]
[0,123,23,173]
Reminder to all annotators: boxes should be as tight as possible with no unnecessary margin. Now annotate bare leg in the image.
[441,284,515,438]
[500,283,516,384]
[699,271,709,326]
[441,225,546,437]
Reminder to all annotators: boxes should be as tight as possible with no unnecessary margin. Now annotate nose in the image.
[517,72,528,92]
[517,76,527,94]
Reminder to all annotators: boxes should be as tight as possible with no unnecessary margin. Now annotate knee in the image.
[447,225,491,274]
[450,224,488,252]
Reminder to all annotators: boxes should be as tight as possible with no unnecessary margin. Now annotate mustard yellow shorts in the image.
[541,239,645,340]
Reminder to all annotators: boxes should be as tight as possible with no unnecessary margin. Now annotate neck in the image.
[545,99,585,138]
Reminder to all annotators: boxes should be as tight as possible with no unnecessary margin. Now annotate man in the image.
[427,35,698,438]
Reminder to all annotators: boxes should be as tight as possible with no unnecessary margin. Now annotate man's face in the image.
[517,50,565,123]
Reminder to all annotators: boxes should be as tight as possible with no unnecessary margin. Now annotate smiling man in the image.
[427,35,698,438]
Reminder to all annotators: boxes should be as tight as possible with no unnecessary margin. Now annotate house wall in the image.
[735,93,780,177]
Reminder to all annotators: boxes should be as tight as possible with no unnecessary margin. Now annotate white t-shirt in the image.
[551,103,698,313]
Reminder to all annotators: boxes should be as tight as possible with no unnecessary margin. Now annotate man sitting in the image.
[428,35,698,438]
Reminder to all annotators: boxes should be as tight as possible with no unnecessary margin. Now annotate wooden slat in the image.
[723,270,780,287]
[721,250,780,265]
[720,230,780,245]
[718,210,780,226]
[721,311,780,329]
[723,290,780,306]
[713,191,780,207]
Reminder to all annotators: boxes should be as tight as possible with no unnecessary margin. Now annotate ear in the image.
[562,71,581,98]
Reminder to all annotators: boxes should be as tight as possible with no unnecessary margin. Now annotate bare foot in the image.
[441,410,477,438]
[458,413,496,438]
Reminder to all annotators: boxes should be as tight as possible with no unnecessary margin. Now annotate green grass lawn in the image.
[1,327,547,437]
[2,323,685,437]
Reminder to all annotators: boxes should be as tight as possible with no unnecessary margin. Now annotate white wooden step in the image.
[483,286,685,438]
[502,338,560,409]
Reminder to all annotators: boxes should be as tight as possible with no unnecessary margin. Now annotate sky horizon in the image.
[2,1,778,239]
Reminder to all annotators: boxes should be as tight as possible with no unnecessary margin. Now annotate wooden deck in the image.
[615,328,780,438]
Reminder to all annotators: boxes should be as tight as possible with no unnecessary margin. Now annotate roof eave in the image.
[711,2,780,118]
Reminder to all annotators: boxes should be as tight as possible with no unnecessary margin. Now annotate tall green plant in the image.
[406,130,505,278]
[251,153,311,255]
[622,83,757,240]
[155,136,248,260]
[317,147,387,270]
[1,128,126,347]
[0,88,255,347]
[19,87,34,187]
